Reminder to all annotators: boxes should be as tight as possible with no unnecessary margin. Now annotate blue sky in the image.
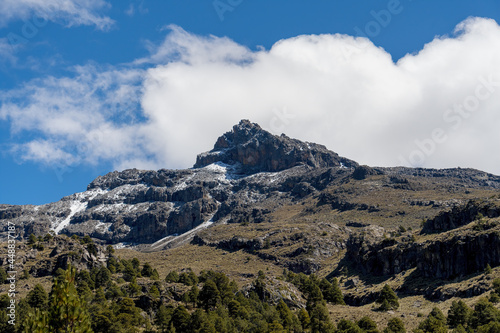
[1,0,499,205]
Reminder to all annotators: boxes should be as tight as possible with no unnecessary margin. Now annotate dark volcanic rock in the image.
[2,120,500,251]
[194,119,358,174]
[347,224,500,280]
[422,199,500,234]
[352,165,384,180]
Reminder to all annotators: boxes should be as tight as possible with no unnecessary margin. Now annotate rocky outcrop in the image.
[352,165,384,180]
[317,193,380,212]
[422,199,500,234]
[21,236,109,278]
[240,276,306,309]
[347,222,500,280]
[194,120,358,174]
[193,235,264,252]
[417,230,500,279]
[385,167,500,189]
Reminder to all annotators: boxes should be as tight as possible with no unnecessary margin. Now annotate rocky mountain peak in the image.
[194,119,358,174]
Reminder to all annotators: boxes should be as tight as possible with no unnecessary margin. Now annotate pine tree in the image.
[151,268,160,281]
[298,308,311,330]
[28,233,37,245]
[227,299,240,318]
[268,320,285,332]
[337,318,362,333]
[92,287,106,304]
[24,266,92,333]
[150,285,161,298]
[91,308,115,333]
[306,284,324,313]
[383,317,406,333]
[452,324,467,333]
[105,245,115,256]
[166,271,180,283]
[417,307,447,333]
[141,263,154,277]
[429,307,446,323]
[155,304,172,333]
[76,270,95,290]
[377,285,399,311]
[0,309,16,333]
[115,297,144,329]
[448,300,471,328]
[131,258,141,271]
[493,278,500,295]
[94,267,111,288]
[27,284,49,308]
[23,308,50,333]
[199,279,220,311]
[320,278,345,305]
[469,298,500,329]
[276,299,294,329]
[357,316,379,333]
[187,285,199,307]
[171,305,191,333]
[48,266,93,332]
[477,321,500,332]
[309,303,335,333]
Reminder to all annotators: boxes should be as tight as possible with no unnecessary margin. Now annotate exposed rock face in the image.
[2,119,500,259]
[0,236,109,278]
[194,120,358,173]
[422,199,500,234]
[352,165,384,180]
[417,230,500,279]
[347,222,500,280]
[0,124,358,246]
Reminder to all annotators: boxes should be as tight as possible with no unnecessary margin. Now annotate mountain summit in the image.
[4,122,500,329]
[194,119,358,173]
[2,120,500,258]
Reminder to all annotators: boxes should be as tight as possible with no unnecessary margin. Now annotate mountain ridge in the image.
[3,120,500,320]
[1,119,500,256]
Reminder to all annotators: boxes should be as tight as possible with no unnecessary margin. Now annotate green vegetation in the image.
[376,285,399,311]
[4,241,500,332]
[23,266,92,332]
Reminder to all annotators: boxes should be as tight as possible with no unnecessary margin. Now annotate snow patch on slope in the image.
[52,201,88,234]
[150,213,217,250]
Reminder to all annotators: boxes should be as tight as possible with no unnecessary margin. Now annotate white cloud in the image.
[1,17,500,175]
[125,0,148,17]
[0,37,16,64]
[0,0,114,30]
[0,64,146,168]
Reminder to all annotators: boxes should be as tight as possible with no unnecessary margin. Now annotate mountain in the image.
[2,120,499,245]
[2,119,500,278]
[0,119,360,245]
[194,119,358,173]
[3,120,500,332]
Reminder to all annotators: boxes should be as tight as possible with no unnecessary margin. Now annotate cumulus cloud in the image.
[0,0,114,30]
[1,17,500,174]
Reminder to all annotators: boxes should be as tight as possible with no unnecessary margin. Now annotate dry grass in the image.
[116,244,284,287]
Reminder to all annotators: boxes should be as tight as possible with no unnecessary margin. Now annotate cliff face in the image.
[346,203,500,280]
[417,230,500,279]
[421,199,500,234]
